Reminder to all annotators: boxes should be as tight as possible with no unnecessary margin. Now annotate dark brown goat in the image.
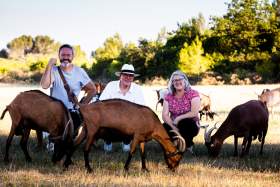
[0,90,74,163]
[199,93,217,121]
[204,100,269,157]
[62,99,186,172]
[258,87,280,117]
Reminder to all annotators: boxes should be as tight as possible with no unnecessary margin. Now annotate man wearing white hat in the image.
[99,64,146,152]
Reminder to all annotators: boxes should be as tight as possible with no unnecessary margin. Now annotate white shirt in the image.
[99,80,146,106]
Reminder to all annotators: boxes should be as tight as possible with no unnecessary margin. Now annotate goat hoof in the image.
[86,168,93,173]
[141,168,149,173]
[124,167,129,172]
[63,167,69,172]
[4,158,9,164]
[68,159,74,165]
[63,159,73,168]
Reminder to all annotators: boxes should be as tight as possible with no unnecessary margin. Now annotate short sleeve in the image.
[79,68,91,87]
[164,93,173,103]
[188,89,200,100]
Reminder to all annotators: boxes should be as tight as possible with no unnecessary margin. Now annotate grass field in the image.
[0,83,280,186]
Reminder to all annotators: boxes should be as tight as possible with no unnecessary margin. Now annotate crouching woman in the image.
[162,70,201,153]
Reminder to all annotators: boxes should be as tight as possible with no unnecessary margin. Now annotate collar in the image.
[117,80,134,94]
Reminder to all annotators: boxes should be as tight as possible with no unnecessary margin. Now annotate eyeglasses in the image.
[121,73,134,78]
[172,78,184,83]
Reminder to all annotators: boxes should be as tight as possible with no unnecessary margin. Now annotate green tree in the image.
[153,14,207,78]
[90,33,123,80]
[7,35,33,58]
[210,0,274,54]
[117,39,161,82]
[179,36,214,75]
[94,33,123,61]
[33,35,56,54]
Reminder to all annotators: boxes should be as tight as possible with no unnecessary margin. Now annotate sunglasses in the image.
[121,73,134,77]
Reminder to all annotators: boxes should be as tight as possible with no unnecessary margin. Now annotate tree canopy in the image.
[1,0,280,84]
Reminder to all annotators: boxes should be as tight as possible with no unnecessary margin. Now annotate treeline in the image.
[1,0,280,84]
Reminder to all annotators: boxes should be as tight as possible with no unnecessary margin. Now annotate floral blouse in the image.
[164,88,200,121]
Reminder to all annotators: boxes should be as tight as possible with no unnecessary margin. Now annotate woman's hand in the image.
[172,125,179,132]
[173,116,181,126]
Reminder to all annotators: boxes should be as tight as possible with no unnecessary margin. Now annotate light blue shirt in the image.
[50,65,91,109]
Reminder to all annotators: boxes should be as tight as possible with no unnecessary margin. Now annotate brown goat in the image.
[204,100,269,157]
[0,90,74,163]
[62,99,186,172]
[258,87,280,117]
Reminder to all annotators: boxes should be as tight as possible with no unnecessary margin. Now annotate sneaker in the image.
[104,143,112,152]
[187,146,194,155]
[122,143,130,152]
[46,142,54,152]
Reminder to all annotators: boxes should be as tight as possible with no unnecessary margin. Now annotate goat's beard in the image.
[60,59,71,68]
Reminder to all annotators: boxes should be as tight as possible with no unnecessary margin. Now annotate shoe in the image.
[46,142,54,152]
[122,143,130,152]
[187,146,194,155]
[104,143,112,152]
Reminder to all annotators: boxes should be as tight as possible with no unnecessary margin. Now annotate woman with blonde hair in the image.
[162,70,200,153]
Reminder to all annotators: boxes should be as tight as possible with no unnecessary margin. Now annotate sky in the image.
[0,0,231,57]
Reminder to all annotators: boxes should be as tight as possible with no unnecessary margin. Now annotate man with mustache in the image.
[40,44,96,151]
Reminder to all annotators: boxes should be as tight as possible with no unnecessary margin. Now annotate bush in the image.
[29,60,47,71]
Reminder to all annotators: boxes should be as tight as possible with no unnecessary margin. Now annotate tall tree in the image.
[90,33,124,80]
[153,14,207,78]
[33,35,56,54]
[94,33,123,61]
[7,35,33,58]
[179,36,214,75]
[210,0,274,55]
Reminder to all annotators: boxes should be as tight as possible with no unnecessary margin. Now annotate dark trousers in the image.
[163,118,199,148]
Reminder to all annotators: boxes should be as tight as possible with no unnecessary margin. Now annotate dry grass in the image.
[1,83,280,186]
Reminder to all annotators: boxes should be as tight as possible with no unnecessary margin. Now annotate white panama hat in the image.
[115,64,140,77]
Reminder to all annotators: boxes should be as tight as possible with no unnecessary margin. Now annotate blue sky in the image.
[0,0,231,56]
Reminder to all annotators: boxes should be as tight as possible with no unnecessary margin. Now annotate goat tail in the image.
[0,107,8,120]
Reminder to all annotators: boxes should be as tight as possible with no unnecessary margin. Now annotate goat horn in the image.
[169,130,186,152]
[173,135,186,152]
[169,129,180,136]
[63,111,74,141]
[204,122,218,143]
[62,120,70,141]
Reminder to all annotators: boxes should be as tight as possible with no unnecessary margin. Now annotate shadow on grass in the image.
[0,133,280,174]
